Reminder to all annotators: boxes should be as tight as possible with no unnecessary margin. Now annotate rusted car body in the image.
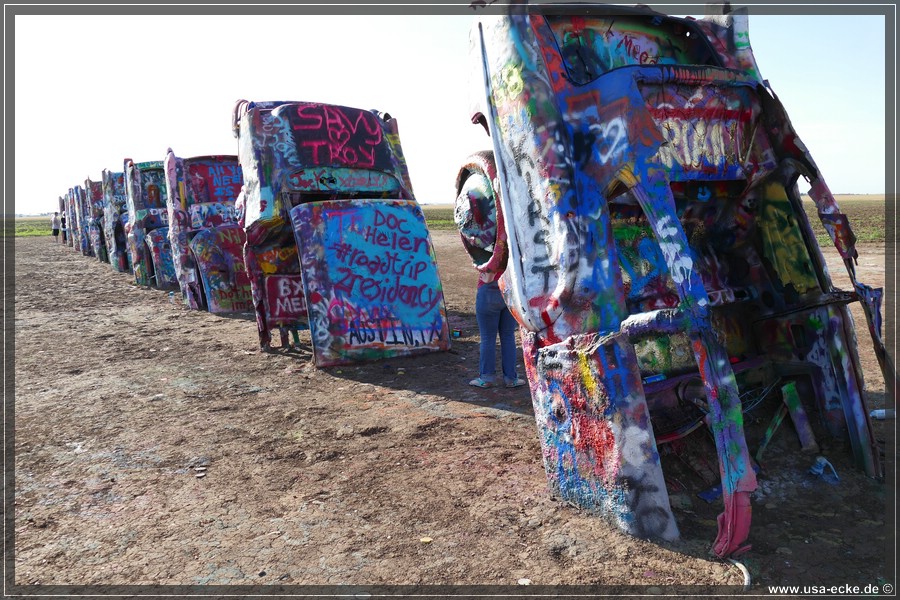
[102,169,130,273]
[233,100,450,365]
[457,4,891,556]
[85,176,108,263]
[124,159,178,289]
[164,150,252,313]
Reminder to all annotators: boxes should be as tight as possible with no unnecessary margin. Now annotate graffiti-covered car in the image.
[233,99,450,365]
[70,185,92,257]
[164,150,252,313]
[102,169,130,273]
[457,4,892,557]
[66,189,77,249]
[124,159,177,289]
[85,176,108,263]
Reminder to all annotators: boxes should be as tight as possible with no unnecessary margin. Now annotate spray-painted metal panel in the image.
[124,159,176,289]
[102,170,130,273]
[233,99,447,360]
[459,5,893,557]
[144,228,177,288]
[290,199,450,367]
[233,100,312,349]
[262,274,307,329]
[164,150,251,313]
[85,177,108,263]
[63,188,77,248]
[72,185,93,257]
[187,226,252,313]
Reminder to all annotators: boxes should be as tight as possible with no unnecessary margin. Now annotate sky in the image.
[12,8,889,216]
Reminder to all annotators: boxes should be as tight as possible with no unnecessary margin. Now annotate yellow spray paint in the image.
[578,352,597,398]
[759,183,818,293]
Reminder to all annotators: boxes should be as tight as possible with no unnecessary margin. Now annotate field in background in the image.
[10,216,51,238]
[423,195,888,243]
[420,205,456,231]
[801,195,887,245]
[13,195,887,242]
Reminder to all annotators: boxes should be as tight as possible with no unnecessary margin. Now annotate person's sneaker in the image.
[468,377,493,388]
[505,377,527,388]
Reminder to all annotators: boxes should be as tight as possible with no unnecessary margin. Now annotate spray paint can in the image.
[168,291,175,304]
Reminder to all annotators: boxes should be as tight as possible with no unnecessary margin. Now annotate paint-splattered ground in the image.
[13,233,894,593]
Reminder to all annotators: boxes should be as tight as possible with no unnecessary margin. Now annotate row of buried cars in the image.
[55,5,893,560]
[59,100,452,367]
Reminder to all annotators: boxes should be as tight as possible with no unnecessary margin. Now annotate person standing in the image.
[60,214,67,244]
[469,276,526,389]
[50,212,61,243]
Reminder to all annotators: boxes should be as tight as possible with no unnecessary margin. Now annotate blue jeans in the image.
[476,281,519,382]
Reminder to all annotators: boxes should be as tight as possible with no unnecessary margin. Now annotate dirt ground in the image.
[11,231,896,594]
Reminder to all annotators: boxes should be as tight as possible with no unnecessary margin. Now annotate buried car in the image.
[102,169,130,273]
[456,4,893,557]
[164,150,252,313]
[233,99,450,365]
[85,176,108,263]
[124,159,178,289]
[71,185,92,257]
